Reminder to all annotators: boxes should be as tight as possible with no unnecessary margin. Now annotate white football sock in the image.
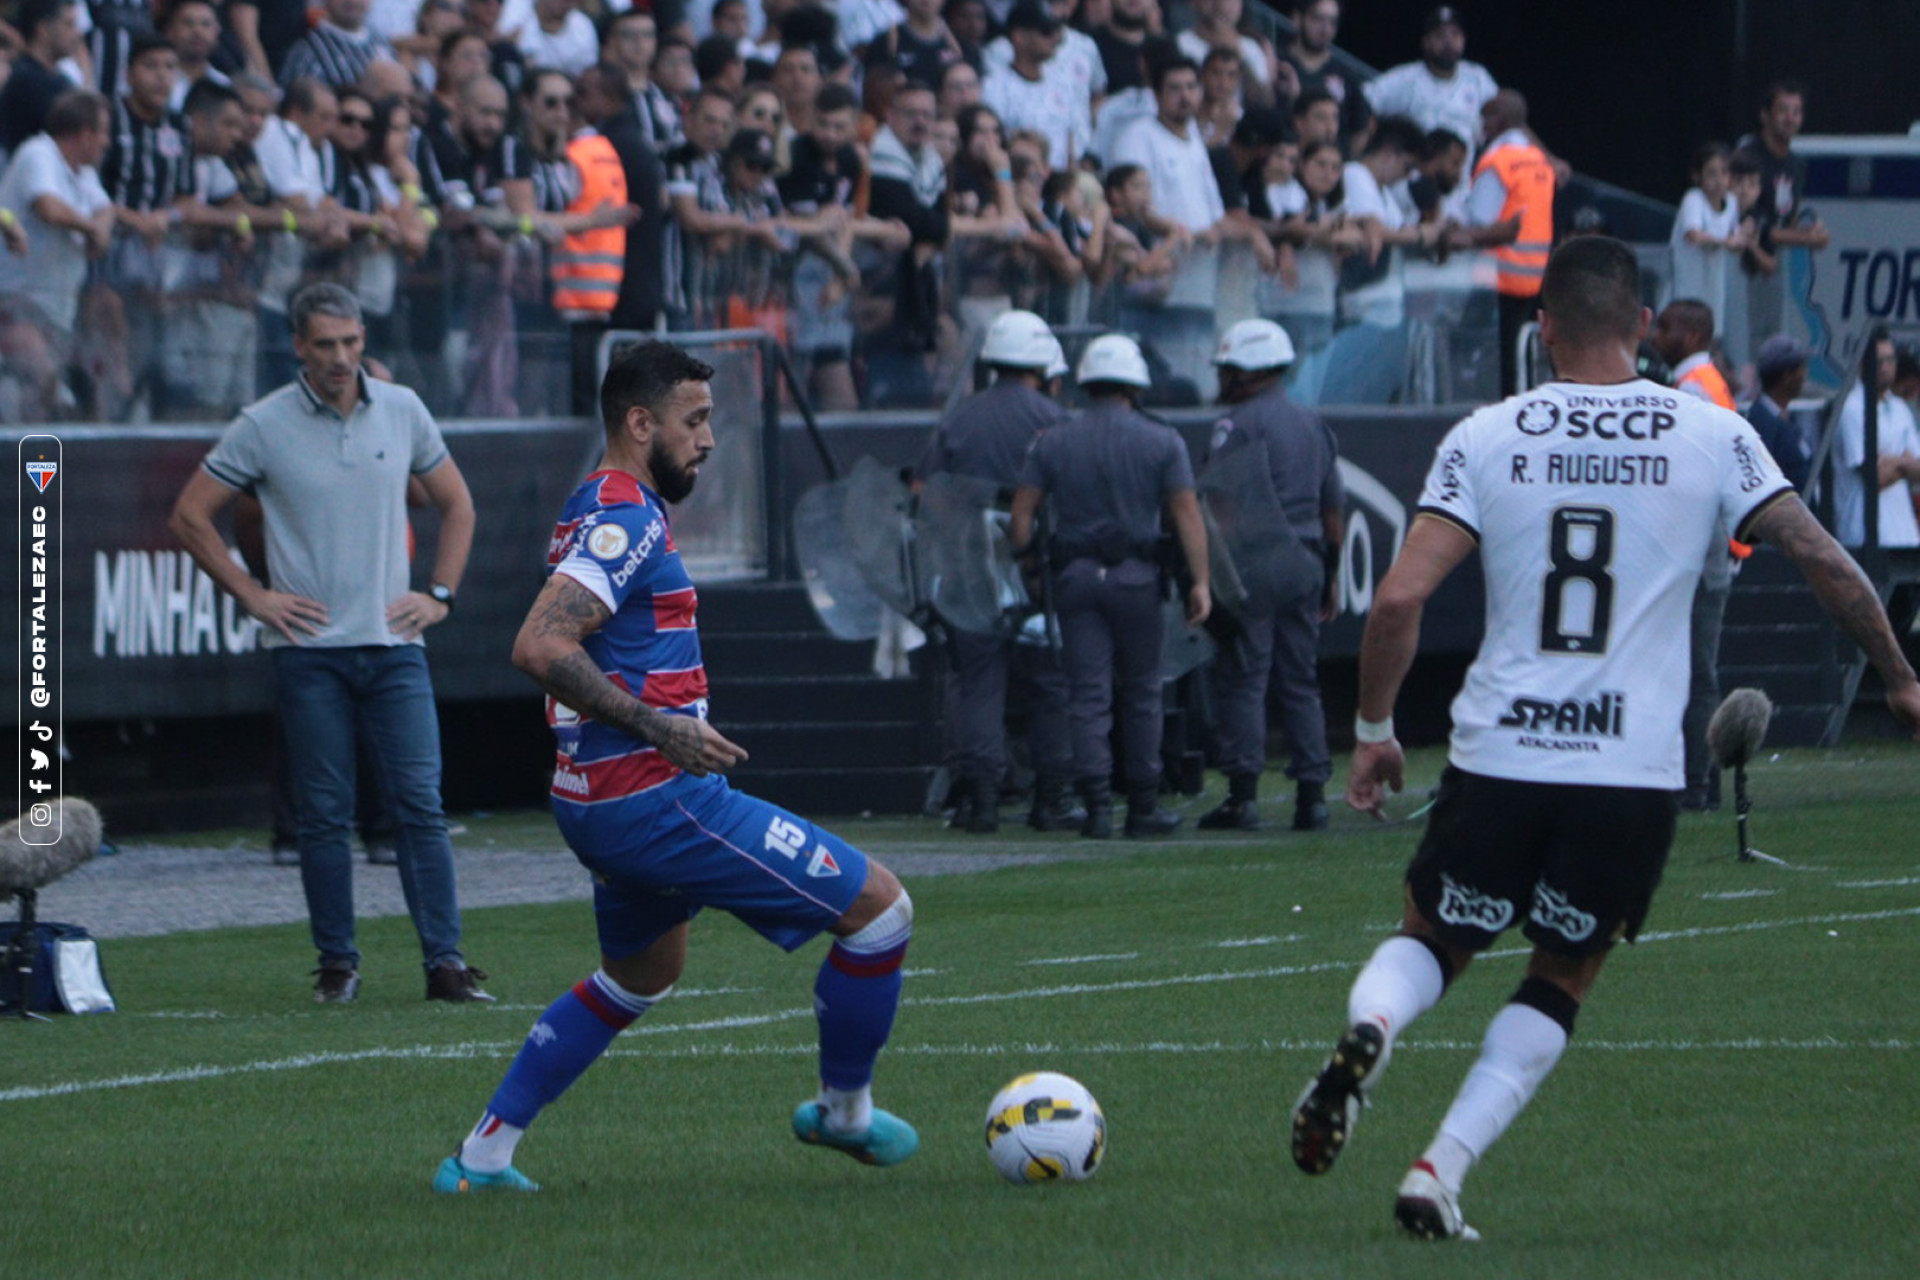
[819,1084,874,1137]
[1427,1001,1569,1191]
[459,1112,525,1175]
[1347,935,1447,1045]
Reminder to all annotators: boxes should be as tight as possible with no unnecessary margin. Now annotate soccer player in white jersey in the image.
[1287,235,1920,1241]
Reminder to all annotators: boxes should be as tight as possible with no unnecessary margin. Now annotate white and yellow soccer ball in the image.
[983,1072,1106,1184]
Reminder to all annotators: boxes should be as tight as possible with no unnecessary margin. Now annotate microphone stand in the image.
[2,887,52,1022]
[1733,762,1787,867]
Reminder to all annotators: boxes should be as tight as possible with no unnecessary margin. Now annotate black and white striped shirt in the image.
[278,23,400,90]
[86,0,157,99]
[101,96,194,211]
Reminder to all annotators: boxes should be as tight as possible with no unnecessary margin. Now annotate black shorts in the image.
[1405,767,1678,958]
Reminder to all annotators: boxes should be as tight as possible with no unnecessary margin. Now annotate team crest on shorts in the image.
[589,523,631,560]
[1436,873,1514,931]
[1530,882,1597,942]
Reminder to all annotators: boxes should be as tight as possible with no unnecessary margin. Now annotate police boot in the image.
[1292,781,1330,832]
[964,774,1000,835]
[1027,778,1087,832]
[944,773,975,831]
[1198,774,1261,831]
[1076,779,1113,840]
[1124,784,1183,838]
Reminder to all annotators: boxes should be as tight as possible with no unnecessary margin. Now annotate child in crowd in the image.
[1669,142,1748,334]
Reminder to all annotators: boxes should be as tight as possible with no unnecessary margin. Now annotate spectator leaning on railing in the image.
[0,88,115,411]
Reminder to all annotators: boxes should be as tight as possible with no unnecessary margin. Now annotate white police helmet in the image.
[1076,333,1152,389]
[1043,335,1068,381]
[980,309,1057,369]
[1212,318,1297,371]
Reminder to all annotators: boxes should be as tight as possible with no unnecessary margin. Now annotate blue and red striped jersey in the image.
[542,469,709,806]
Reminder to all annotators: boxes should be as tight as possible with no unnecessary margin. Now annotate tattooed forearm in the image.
[540,649,689,749]
[1755,497,1919,688]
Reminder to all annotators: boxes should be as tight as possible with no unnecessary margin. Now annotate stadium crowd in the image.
[0,0,1838,424]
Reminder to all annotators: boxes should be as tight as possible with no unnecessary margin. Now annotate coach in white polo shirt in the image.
[170,283,494,1007]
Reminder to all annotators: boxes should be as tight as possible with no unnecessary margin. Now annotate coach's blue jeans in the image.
[271,645,464,971]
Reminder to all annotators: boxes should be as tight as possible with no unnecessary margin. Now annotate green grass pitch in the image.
[3,743,1916,1279]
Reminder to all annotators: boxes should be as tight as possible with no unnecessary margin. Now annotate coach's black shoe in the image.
[1027,780,1087,832]
[1290,1020,1386,1175]
[426,962,495,1003]
[1292,782,1330,832]
[312,964,359,1004]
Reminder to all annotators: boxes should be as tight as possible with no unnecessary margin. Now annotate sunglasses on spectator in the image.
[540,95,575,107]
[339,114,374,126]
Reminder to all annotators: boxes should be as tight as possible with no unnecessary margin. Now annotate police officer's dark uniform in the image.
[1199,321,1345,831]
[917,354,1080,834]
[1011,336,1212,838]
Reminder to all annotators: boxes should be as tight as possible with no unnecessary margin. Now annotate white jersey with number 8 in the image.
[1417,378,1793,789]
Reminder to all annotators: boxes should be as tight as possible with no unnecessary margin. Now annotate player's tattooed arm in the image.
[512,574,749,775]
[1750,495,1919,694]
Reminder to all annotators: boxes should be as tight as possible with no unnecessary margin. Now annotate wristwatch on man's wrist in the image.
[428,583,455,611]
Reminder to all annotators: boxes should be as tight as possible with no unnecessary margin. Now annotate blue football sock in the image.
[813,900,912,1092]
[484,971,662,1129]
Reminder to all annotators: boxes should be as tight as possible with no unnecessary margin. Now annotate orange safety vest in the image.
[551,134,628,317]
[1473,138,1555,297]
[1678,360,1736,410]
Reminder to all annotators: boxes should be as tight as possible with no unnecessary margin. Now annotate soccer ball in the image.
[983,1072,1106,1184]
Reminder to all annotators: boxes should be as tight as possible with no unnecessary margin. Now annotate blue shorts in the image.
[554,773,870,957]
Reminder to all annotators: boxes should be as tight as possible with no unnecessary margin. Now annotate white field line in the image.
[1022,953,1140,966]
[1213,935,1305,948]
[1699,889,1778,900]
[8,906,1917,1106]
[1836,876,1920,888]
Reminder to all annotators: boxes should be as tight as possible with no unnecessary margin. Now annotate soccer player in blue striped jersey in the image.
[433,341,919,1194]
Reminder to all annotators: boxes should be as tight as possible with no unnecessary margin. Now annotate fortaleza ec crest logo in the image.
[1516,400,1560,436]
[26,459,57,492]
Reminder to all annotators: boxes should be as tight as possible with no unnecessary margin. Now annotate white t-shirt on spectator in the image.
[1669,186,1740,328]
[0,134,112,333]
[1363,59,1497,164]
[1833,385,1920,548]
[255,116,328,202]
[982,65,1083,170]
[1090,87,1155,167]
[368,0,426,44]
[1339,159,1406,327]
[1111,114,1222,233]
[1266,177,1308,219]
[518,11,602,77]
[839,0,907,50]
[983,34,1101,161]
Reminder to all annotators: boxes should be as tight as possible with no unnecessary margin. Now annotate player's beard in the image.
[650,437,702,503]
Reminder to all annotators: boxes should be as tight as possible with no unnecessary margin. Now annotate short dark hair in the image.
[44,89,108,138]
[1422,127,1468,160]
[1761,77,1807,112]
[19,0,76,45]
[1540,236,1644,346]
[183,78,240,118]
[128,31,176,68]
[694,34,741,83]
[439,27,488,63]
[601,341,716,437]
[815,82,859,116]
[1689,140,1731,179]
[1364,114,1424,158]
[1291,87,1336,118]
[1661,297,1716,346]
[283,76,336,117]
[1103,162,1144,196]
[1728,149,1763,180]
[1149,55,1200,96]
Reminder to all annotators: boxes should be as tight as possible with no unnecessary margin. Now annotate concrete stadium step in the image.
[706,674,935,724]
[699,631,879,677]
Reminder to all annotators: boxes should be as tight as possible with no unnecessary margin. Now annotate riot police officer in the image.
[1198,319,1345,832]
[916,310,1082,834]
[1010,334,1212,838]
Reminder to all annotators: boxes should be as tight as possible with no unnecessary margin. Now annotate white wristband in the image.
[1354,715,1395,745]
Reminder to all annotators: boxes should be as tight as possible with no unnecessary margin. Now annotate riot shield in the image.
[1161,595,1217,681]
[792,455,917,640]
[913,471,1030,636]
[1197,437,1321,621]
